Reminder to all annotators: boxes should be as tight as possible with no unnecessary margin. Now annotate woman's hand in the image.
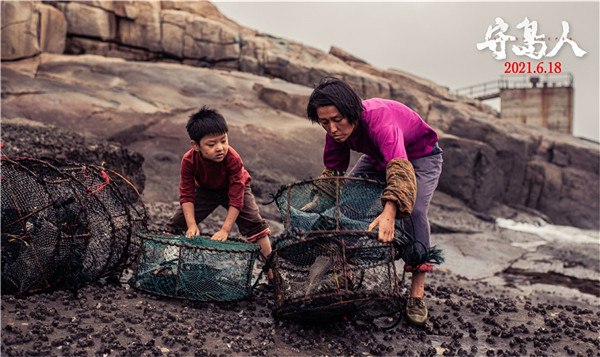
[368,201,397,243]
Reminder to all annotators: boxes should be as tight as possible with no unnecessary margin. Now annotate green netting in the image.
[132,231,261,301]
[269,177,443,322]
[276,177,393,234]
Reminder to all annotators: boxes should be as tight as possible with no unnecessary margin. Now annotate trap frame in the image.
[132,231,261,302]
[1,156,147,295]
[270,176,441,322]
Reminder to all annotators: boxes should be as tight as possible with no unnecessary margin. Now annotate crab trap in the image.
[269,176,442,322]
[1,156,147,295]
[132,231,261,301]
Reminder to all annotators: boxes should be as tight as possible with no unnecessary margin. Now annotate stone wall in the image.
[501,87,573,134]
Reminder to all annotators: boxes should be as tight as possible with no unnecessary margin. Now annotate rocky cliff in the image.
[1,0,598,229]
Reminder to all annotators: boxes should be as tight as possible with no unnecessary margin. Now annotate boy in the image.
[167,106,272,261]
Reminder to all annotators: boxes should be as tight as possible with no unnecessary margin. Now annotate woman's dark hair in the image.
[186,106,229,143]
[306,77,363,125]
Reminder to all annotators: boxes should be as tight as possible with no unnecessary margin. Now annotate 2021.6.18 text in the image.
[504,62,562,74]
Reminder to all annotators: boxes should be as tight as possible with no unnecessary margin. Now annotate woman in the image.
[305,77,443,326]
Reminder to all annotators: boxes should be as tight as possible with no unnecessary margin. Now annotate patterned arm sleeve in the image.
[381,158,417,218]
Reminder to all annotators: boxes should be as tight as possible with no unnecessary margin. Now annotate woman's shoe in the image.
[406,297,428,326]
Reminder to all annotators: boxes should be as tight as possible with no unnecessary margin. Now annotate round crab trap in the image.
[1,156,147,295]
[270,176,443,322]
[132,231,261,302]
[271,231,405,322]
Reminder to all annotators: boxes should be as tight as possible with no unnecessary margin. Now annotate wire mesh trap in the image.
[132,231,261,302]
[269,176,442,322]
[1,156,148,295]
[270,231,405,322]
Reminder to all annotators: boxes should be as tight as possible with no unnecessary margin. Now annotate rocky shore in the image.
[2,2,598,355]
[2,199,598,357]
[2,90,598,357]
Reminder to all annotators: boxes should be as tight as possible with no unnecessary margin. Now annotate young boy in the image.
[167,106,272,261]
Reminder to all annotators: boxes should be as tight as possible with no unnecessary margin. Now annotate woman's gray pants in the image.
[349,152,443,249]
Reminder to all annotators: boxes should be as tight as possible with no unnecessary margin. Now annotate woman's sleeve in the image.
[381,158,417,218]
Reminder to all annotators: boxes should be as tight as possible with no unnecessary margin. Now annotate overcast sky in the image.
[214,1,599,142]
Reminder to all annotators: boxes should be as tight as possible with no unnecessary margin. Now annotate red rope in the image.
[87,170,111,196]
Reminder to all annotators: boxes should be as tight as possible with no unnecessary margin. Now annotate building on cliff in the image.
[455,73,574,135]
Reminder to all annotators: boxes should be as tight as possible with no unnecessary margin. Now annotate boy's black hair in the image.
[186,106,229,143]
[306,76,363,125]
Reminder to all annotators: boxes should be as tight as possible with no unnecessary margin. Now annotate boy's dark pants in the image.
[167,186,270,242]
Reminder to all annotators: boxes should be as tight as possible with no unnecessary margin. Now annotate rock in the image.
[438,115,599,229]
[160,10,187,58]
[181,13,240,61]
[1,54,325,205]
[329,46,368,65]
[161,0,240,27]
[252,82,311,118]
[0,1,597,229]
[115,1,162,52]
[438,134,504,211]
[65,37,159,61]
[0,117,145,192]
[63,2,116,41]
[37,3,68,54]
[1,1,40,60]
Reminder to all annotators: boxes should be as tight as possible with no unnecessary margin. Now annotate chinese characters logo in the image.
[477,17,587,60]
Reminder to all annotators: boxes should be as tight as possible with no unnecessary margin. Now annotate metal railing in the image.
[453,80,502,100]
[453,73,573,100]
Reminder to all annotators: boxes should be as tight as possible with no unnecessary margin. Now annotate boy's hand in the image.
[186,226,200,238]
[211,229,229,241]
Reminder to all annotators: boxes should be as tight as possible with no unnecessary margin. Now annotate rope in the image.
[86,170,111,196]
[378,273,408,330]
[252,250,274,289]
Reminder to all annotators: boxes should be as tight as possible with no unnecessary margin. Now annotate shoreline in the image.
[2,199,599,356]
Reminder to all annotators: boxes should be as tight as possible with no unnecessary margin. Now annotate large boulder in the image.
[437,114,598,229]
[0,54,325,211]
[160,10,240,62]
[1,2,40,60]
[61,2,116,41]
[37,3,68,54]
[114,1,162,52]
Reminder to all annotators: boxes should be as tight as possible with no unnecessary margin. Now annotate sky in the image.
[214,1,599,142]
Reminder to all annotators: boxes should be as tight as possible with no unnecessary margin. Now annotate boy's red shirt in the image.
[178,146,251,210]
